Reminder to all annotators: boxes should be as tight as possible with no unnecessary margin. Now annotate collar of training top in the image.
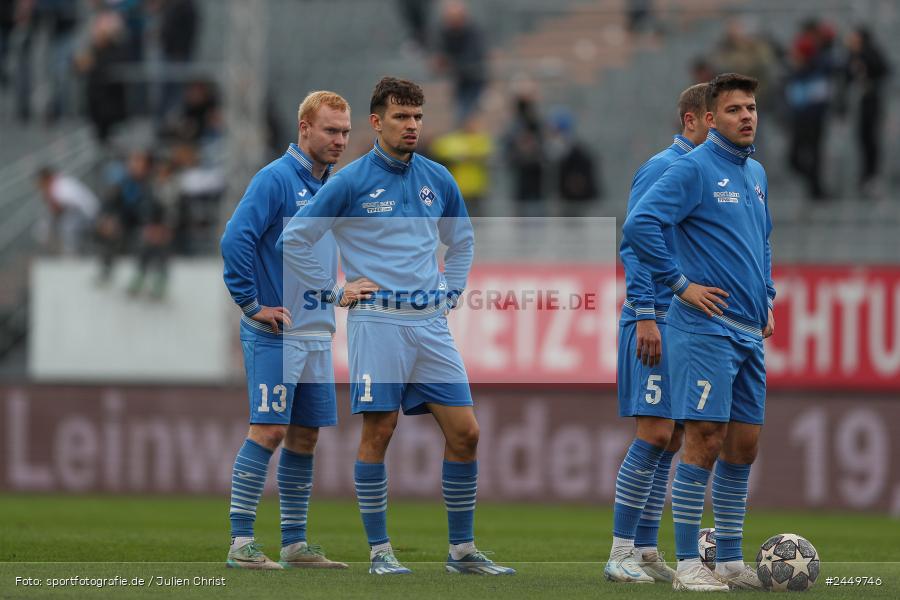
[286,143,334,182]
[371,139,413,174]
[672,134,696,154]
[706,128,755,165]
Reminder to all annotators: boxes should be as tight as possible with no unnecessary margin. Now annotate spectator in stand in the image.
[9,0,79,121]
[162,78,221,143]
[74,10,129,142]
[34,166,100,255]
[151,0,198,121]
[0,0,13,96]
[434,0,487,126]
[715,18,777,112]
[430,114,493,217]
[504,88,545,217]
[690,57,715,84]
[96,149,155,283]
[627,0,654,35]
[547,109,601,217]
[784,22,833,201]
[130,156,174,299]
[842,26,890,197]
[397,0,432,51]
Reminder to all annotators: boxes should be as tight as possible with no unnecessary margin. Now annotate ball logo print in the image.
[698,527,717,570]
[419,186,436,206]
[756,533,820,591]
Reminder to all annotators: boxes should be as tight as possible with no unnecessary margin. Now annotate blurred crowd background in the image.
[0,0,898,363]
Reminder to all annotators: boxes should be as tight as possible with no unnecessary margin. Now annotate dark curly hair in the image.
[706,73,758,111]
[369,77,425,115]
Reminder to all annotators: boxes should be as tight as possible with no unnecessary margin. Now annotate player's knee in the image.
[636,419,674,449]
[449,422,479,454]
[365,421,396,450]
[285,426,319,454]
[249,424,287,450]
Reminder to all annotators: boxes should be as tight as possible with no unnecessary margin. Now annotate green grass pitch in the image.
[1,494,898,599]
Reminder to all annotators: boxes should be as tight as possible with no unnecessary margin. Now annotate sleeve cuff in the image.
[767,296,775,310]
[669,274,690,296]
[446,289,463,309]
[632,301,657,320]
[240,299,261,317]
[321,282,342,305]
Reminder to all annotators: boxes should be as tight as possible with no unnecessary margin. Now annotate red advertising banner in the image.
[767,266,900,390]
[331,264,900,389]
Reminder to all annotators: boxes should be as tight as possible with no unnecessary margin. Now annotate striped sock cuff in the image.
[229,439,273,538]
[278,449,314,546]
[672,462,710,559]
[712,459,751,562]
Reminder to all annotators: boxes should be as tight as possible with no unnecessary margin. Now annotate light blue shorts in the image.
[240,337,337,427]
[348,317,473,416]
[665,324,766,425]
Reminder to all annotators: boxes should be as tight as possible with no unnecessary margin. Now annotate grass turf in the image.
[1,494,898,599]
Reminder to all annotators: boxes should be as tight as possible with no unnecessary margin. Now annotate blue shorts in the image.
[240,337,337,427]
[348,317,473,416]
[617,322,672,418]
[665,324,766,425]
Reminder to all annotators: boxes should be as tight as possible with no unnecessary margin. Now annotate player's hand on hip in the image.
[679,283,729,317]
[252,305,292,333]
[762,308,775,338]
[340,278,379,307]
[635,319,662,367]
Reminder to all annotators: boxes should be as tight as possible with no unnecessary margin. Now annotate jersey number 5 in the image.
[645,375,662,405]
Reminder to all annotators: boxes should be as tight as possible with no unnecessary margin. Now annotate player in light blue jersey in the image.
[606,83,708,585]
[278,77,515,576]
[624,74,776,591]
[220,91,351,570]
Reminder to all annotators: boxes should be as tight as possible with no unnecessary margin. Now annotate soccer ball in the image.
[756,533,820,591]
[698,527,717,569]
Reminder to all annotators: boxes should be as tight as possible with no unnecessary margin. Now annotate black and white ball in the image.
[756,533,820,592]
[698,527,717,569]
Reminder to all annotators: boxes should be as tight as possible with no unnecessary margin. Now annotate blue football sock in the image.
[229,439,273,539]
[443,460,477,545]
[612,439,665,540]
[712,459,751,563]
[672,462,711,559]
[355,461,389,547]
[635,449,675,548]
[278,448,313,547]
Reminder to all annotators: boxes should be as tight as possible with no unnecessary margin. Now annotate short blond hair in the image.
[678,83,708,127]
[298,91,350,124]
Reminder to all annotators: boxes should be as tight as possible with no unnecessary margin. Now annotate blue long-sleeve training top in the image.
[277,141,475,325]
[622,128,776,340]
[619,134,695,326]
[221,144,338,341]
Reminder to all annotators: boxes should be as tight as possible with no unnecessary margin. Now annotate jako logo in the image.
[369,188,386,198]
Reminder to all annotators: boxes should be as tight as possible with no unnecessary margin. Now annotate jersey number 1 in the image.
[359,374,373,403]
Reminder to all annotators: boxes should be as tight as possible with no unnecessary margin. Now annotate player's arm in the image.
[623,159,729,317]
[621,163,664,365]
[437,176,475,308]
[763,177,776,338]
[220,172,292,331]
[276,175,376,307]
